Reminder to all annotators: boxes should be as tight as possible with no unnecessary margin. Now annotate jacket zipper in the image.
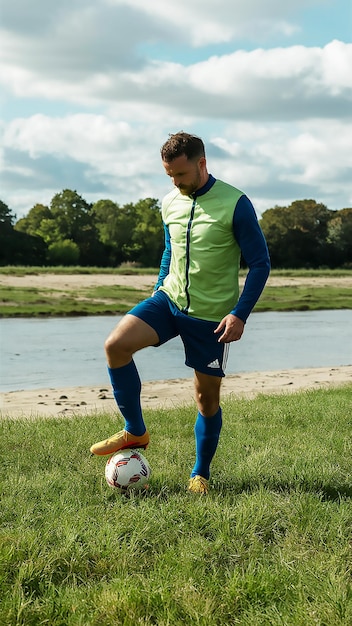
[183,198,196,313]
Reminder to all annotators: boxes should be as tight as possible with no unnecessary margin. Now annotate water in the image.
[0,310,351,392]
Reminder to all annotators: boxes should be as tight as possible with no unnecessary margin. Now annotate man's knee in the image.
[105,314,159,368]
[104,331,122,358]
[104,331,125,364]
[194,373,221,417]
[195,393,220,417]
[104,319,134,366]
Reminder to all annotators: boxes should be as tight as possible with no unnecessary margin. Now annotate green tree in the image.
[47,240,80,265]
[91,199,120,247]
[0,200,16,226]
[50,190,92,240]
[327,208,352,266]
[260,199,334,268]
[92,198,163,266]
[14,204,52,237]
[49,190,105,265]
[14,191,107,266]
[0,200,47,265]
[128,198,163,266]
[92,199,136,265]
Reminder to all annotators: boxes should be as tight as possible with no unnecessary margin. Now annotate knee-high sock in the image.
[191,408,222,480]
[108,361,146,436]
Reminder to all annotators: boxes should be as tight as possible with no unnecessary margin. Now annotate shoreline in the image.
[1,365,351,419]
[1,273,351,419]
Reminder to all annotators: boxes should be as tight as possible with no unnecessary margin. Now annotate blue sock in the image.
[108,361,146,436]
[191,408,222,480]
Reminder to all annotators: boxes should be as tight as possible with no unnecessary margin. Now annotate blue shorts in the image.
[128,290,229,377]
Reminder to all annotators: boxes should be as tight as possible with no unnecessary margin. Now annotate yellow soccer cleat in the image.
[188,475,209,495]
[90,429,150,456]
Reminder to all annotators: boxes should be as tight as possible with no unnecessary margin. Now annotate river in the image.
[0,310,351,392]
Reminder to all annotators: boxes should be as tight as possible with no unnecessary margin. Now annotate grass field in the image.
[1,266,351,277]
[1,284,352,317]
[0,266,159,276]
[1,268,351,317]
[0,284,150,317]
[1,386,351,625]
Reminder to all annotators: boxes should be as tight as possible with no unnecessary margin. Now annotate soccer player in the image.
[90,132,270,494]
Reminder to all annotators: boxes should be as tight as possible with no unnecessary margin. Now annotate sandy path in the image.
[1,273,351,291]
[1,366,351,419]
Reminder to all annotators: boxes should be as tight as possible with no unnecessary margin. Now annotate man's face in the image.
[162,154,205,196]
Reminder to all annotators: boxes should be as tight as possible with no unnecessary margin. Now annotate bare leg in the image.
[193,370,222,416]
[90,315,159,455]
[104,314,159,367]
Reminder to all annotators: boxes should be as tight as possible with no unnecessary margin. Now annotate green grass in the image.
[254,285,352,312]
[1,284,351,317]
[0,265,159,276]
[1,266,352,278]
[1,268,351,316]
[1,386,351,625]
[0,285,151,317]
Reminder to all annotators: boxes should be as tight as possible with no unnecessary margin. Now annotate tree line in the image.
[0,190,351,269]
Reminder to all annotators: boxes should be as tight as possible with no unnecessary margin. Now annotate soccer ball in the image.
[105,448,151,492]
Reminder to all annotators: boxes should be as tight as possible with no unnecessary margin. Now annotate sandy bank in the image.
[1,366,351,419]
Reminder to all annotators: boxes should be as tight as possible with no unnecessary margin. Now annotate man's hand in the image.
[214,314,245,343]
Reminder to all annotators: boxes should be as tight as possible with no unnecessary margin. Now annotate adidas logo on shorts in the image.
[207,358,220,369]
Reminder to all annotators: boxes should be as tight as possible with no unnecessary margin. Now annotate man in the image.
[90,131,270,494]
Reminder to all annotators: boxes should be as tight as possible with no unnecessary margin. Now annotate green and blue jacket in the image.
[155,174,270,322]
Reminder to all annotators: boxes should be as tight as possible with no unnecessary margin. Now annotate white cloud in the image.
[109,0,319,45]
[3,111,351,218]
[2,35,351,120]
[212,118,352,211]
[1,0,351,217]
[0,0,328,91]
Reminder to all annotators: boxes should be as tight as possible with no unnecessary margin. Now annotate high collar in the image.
[191,174,216,199]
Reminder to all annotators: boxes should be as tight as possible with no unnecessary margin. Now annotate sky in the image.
[1,0,351,220]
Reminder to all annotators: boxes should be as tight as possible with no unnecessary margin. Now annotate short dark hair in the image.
[161,131,205,162]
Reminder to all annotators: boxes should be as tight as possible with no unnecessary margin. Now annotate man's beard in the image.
[178,185,196,196]
[177,172,201,196]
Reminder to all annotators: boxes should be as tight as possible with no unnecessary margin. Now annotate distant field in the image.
[0,265,159,276]
[0,284,150,317]
[0,268,351,317]
[0,265,352,277]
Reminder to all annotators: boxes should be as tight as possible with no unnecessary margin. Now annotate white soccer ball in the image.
[105,448,151,492]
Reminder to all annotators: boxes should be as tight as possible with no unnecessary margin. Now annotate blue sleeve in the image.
[230,195,270,322]
[154,222,171,290]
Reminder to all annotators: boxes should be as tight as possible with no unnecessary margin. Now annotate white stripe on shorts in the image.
[222,342,230,372]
